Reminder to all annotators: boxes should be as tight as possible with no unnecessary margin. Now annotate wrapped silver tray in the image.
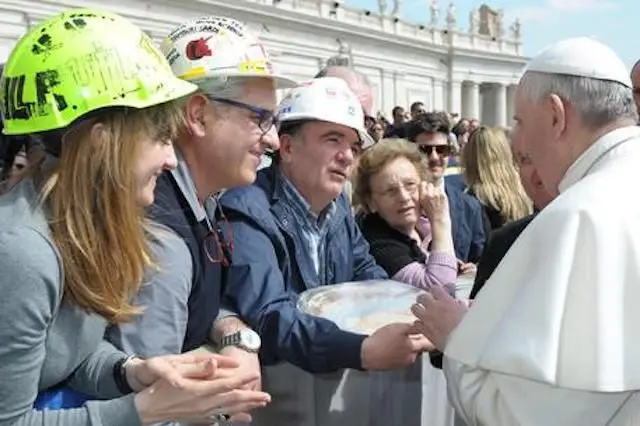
[297,275,476,335]
[297,280,424,335]
[455,273,475,300]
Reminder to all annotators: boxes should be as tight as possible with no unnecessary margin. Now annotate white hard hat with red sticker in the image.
[278,77,374,148]
[161,16,297,89]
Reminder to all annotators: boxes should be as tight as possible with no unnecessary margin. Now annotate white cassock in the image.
[443,126,640,426]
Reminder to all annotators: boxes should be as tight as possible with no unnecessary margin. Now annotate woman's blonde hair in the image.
[353,138,426,212]
[461,126,532,222]
[40,102,185,324]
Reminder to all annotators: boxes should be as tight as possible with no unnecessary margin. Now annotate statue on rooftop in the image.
[469,8,479,34]
[378,0,388,15]
[511,18,522,40]
[337,38,351,55]
[430,0,439,26]
[391,0,402,18]
[495,9,504,37]
[446,2,456,29]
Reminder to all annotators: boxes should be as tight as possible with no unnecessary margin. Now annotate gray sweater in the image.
[0,179,141,425]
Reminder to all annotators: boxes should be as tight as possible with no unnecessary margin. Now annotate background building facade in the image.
[0,0,528,126]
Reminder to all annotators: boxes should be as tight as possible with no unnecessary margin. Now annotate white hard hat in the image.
[161,16,297,89]
[525,37,631,88]
[277,77,374,149]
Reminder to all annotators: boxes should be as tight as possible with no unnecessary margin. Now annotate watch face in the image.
[240,329,261,351]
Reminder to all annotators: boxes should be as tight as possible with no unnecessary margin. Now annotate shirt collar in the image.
[558,126,640,193]
[278,170,336,227]
[169,149,214,223]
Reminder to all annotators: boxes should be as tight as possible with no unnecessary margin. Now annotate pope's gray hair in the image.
[518,71,637,129]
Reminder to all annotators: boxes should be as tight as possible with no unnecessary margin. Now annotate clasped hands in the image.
[127,351,269,425]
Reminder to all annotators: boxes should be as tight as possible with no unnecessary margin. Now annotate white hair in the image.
[194,76,248,100]
[518,71,638,129]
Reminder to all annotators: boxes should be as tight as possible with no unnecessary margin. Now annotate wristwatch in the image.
[219,329,262,353]
[113,355,136,394]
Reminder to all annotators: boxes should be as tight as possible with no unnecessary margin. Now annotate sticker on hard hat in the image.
[30,33,62,58]
[166,47,180,66]
[185,36,214,60]
[179,66,207,80]
[324,87,351,100]
[239,60,273,75]
[348,106,356,116]
[168,19,246,43]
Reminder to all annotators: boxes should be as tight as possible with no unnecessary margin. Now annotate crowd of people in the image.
[1,6,640,426]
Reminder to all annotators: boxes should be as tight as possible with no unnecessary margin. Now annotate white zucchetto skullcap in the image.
[525,37,631,88]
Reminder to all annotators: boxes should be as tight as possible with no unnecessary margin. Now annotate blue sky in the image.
[346,0,637,69]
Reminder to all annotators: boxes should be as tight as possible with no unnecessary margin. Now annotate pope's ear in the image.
[548,93,567,138]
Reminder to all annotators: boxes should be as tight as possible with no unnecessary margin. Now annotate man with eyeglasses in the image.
[406,112,485,268]
[105,16,297,420]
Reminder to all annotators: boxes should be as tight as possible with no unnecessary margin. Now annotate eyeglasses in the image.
[374,180,419,199]
[418,144,451,157]
[203,201,234,267]
[207,96,278,133]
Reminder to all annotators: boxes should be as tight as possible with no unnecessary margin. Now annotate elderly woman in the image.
[354,139,457,289]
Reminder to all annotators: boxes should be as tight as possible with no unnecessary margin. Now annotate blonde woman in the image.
[0,9,269,425]
[461,126,533,230]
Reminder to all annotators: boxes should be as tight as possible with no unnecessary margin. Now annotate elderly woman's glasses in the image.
[207,96,278,133]
[374,180,420,199]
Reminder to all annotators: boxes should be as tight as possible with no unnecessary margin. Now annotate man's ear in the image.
[548,93,567,140]
[278,133,295,165]
[183,94,210,138]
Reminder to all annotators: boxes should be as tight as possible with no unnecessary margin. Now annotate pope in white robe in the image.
[412,37,640,425]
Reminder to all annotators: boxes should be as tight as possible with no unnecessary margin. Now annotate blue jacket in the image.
[445,175,486,263]
[220,165,387,373]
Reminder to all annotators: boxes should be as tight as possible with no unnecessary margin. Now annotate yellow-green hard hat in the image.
[0,9,197,135]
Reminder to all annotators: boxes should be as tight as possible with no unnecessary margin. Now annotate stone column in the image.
[448,80,462,115]
[506,84,517,127]
[494,83,507,127]
[462,81,480,120]
[381,69,396,115]
[432,79,446,111]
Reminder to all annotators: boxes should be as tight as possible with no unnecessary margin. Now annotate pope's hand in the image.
[411,285,468,351]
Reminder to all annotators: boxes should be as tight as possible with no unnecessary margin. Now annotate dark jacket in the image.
[147,172,223,352]
[445,175,486,263]
[220,165,387,373]
[470,214,536,298]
